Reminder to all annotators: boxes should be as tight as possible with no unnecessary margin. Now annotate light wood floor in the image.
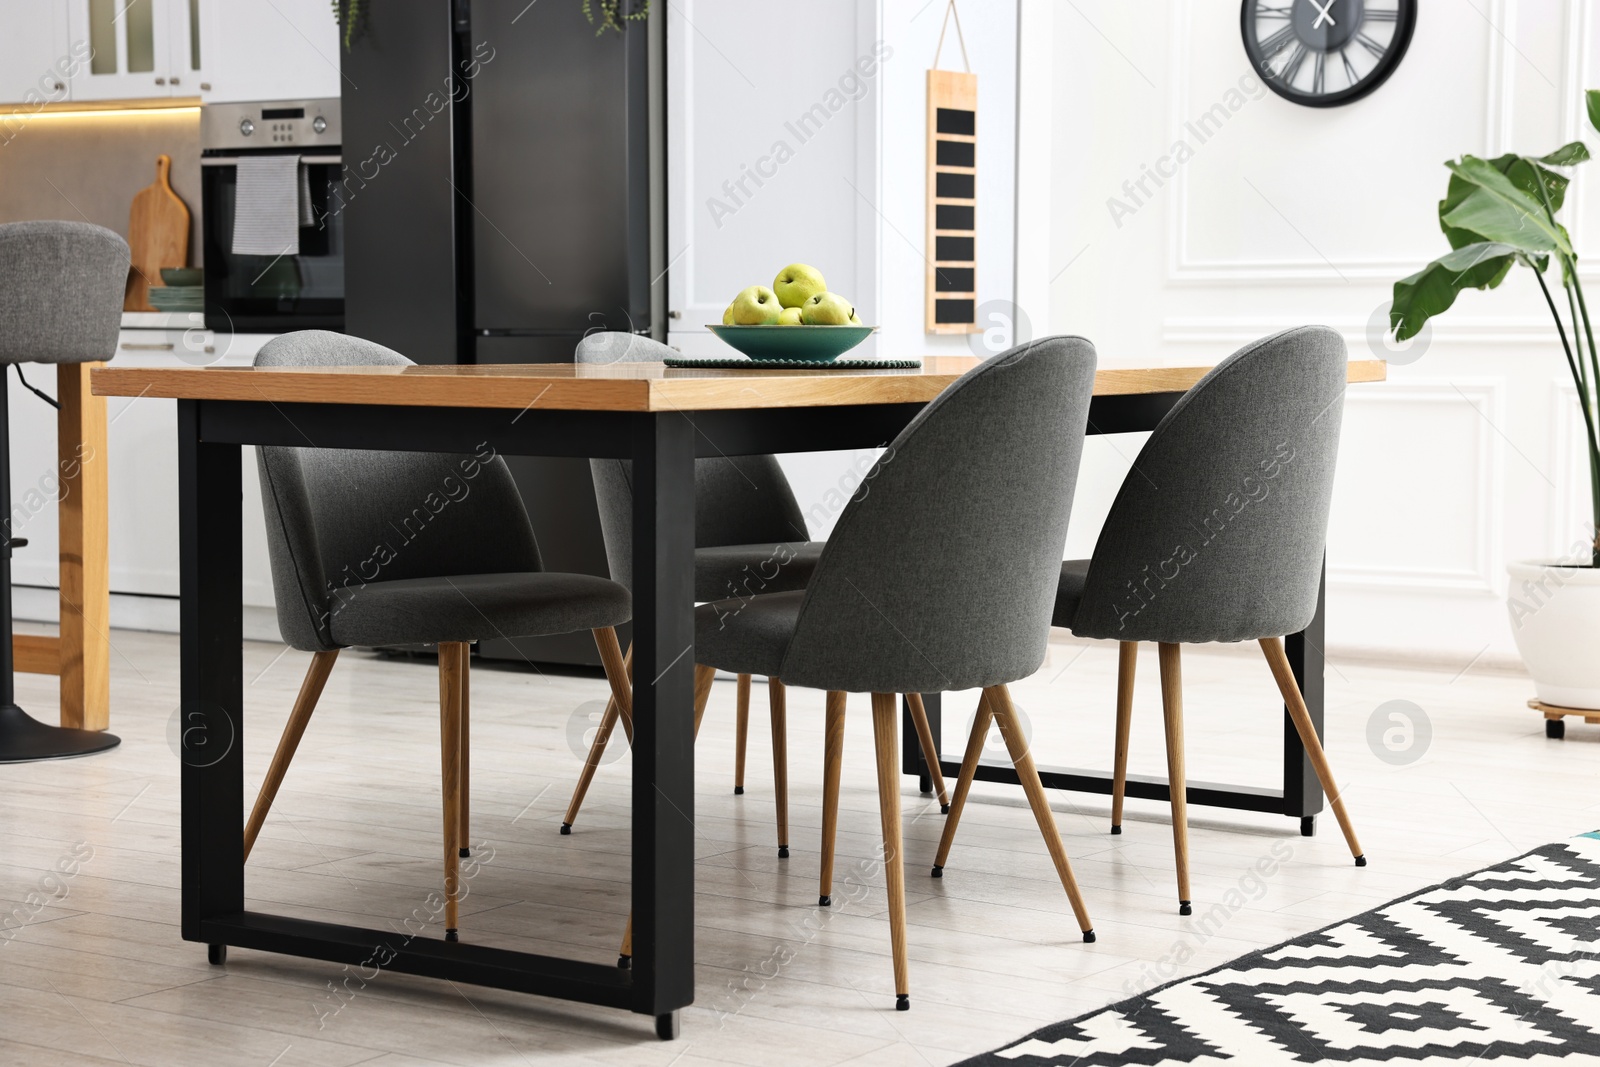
[3,628,1598,1066]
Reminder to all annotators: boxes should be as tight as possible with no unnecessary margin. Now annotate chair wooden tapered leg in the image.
[1111,641,1137,835]
[907,693,950,811]
[988,684,1095,941]
[933,691,994,875]
[870,692,912,1010]
[561,641,632,834]
[243,649,339,862]
[438,641,466,940]
[1260,637,1366,865]
[734,673,752,795]
[458,644,470,858]
[1158,642,1192,916]
[770,678,790,858]
[619,662,717,970]
[819,690,847,906]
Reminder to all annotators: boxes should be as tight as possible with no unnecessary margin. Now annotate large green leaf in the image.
[1588,88,1600,135]
[1442,157,1572,255]
[1439,153,1570,248]
[1391,242,1519,342]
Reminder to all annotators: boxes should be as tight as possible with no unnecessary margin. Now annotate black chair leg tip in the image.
[445,929,459,943]
[1179,901,1192,916]
[1110,824,1122,835]
[734,785,744,795]
[459,847,470,858]
[207,944,227,965]
[895,994,910,1012]
[940,803,950,814]
[559,823,571,836]
[778,846,789,859]
[618,955,631,970]
[1355,854,1367,867]
[655,1012,680,1040]
[930,866,943,879]
[819,895,832,907]
[1082,929,1096,944]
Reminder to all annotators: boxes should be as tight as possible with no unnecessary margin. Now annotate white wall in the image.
[1024,0,1600,664]
[666,0,1019,534]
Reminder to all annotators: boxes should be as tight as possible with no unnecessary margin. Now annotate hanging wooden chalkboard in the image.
[926,2,977,335]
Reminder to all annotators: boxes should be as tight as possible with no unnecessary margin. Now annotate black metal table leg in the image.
[1280,563,1327,825]
[628,411,696,1029]
[902,693,941,794]
[177,399,245,949]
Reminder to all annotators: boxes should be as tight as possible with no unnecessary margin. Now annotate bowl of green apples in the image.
[707,263,874,362]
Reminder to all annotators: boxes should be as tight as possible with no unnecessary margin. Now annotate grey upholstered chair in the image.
[935,325,1365,919]
[690,336,1100,1010]
[562,332,950,858]
[0,221,128,762]
[246,330,633,941]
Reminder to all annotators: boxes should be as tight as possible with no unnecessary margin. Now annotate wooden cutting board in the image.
[124,154,190,312]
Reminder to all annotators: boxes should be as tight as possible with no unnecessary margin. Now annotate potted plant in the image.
[1392,90,1600,711]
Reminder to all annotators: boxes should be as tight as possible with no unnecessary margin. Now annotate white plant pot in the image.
[1507,558,1600,709]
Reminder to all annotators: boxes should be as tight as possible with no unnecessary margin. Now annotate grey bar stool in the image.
[693,336,1100,1010]
[564,332,949,859]
[244,330,633,942]
[936,325,1365,918]
[0,221,128,762]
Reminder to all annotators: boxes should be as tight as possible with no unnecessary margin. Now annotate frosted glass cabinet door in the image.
[67,0,193,101]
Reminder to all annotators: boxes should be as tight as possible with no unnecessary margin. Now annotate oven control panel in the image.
[201,99,341,152]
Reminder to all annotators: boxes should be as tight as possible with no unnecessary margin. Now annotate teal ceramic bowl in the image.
[160,267,203,286]
[707,324,874,362]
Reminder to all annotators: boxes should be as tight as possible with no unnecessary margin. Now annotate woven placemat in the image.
[663,357,922,370]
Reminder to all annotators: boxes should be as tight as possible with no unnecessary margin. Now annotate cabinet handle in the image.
[122,342,175,351]
[154,76,166,85]
[199,81,211,91]
[170,76,180,85]
[668,310,682,319]
[52,81,64,91]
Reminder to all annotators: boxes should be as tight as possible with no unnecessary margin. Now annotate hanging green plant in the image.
[331,0,367,51]
[583,0,649,35]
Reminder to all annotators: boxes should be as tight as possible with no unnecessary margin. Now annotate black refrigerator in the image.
[343,0,664,665]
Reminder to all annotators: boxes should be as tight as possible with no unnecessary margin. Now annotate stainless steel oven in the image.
[200,99,344,333]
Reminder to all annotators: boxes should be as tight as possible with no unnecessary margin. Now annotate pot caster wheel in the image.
[1547,718,1566,740]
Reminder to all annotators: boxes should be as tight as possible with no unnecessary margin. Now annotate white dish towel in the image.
[232,156,312,256]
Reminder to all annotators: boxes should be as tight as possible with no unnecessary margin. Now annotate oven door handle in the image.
[202,154,342,167]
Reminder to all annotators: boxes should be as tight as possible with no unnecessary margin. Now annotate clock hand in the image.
[1310,0,1337,28]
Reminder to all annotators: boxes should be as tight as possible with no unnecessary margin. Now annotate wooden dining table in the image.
[91,353,1386,1038]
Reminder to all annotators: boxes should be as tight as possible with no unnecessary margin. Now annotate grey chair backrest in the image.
[774,336,1098,694]
[254,330,542,651]
[1070,325,1348,645]
[0,221,128,366]
[577,332,809,592]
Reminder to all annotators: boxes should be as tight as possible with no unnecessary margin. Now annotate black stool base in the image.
[0,703,120,763]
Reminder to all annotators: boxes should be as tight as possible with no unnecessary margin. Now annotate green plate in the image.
[707,324,874,362]
[160,267,203,286]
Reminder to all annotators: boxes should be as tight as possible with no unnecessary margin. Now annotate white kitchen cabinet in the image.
[9,325,278,635]
[0,1,72,106]
[199,0,342,104]
[65,0,206,101]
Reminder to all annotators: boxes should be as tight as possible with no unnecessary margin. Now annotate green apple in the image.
[722,302,736,325]
[773,263,827,309]
[800,291,854,325]
[777,306,803,325]
[730,285,782,325]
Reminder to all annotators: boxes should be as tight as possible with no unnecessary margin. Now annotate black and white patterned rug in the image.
[957,833,1600,1065]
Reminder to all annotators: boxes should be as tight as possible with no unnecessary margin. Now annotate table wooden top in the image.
[92,357,1387,412]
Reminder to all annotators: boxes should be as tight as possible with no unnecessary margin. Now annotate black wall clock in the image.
[1241,0,1417,107]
